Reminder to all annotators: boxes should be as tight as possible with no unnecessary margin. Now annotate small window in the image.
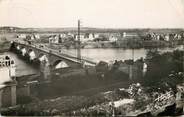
[5,56,10,60]
[11,60,14,64]
[181,93,184,99]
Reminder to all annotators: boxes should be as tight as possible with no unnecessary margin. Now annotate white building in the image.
[94,33,99,38]
[123,32,126,38]
[88,33,95,41]
[109,35,118,42]
[18,34,26,39]
[67,32,74,37]
[49,35,60,44]
[164,34,170,41]
[34,34,40,39]
[177,34,182,40]
[60,33,67,38]
[75,34,85,41]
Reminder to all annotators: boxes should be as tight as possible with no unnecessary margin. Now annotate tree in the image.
[143,50,184,87]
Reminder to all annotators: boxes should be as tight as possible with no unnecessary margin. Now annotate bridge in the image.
[11,41,97,80]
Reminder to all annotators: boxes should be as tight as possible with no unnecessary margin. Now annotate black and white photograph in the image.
[0,0,184,116]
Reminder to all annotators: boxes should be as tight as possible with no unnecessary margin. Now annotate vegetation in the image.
[143,49,184,90]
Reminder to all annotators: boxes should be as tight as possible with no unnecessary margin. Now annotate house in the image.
[81,33,95,42]
[34,34,40,39]
[17,34,26,39]
[94,33,99,38]
[89,33,95,40]
[75,33,95,42]
[60,33,67,38]
[109,34,118,42]
[49,35,60,44]
[25,34,35,41]
[156,35,160,41]
[164,34,170,41]
[74,34,85,41]
[177,34,182,40]
[123,32,126,38]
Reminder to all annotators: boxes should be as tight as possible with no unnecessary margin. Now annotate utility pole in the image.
[130,37,135,80]
[77,20,81,62]
[183,44,184,83]
[132,38,134,61]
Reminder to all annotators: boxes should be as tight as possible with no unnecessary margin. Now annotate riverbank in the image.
[47,40,184,50]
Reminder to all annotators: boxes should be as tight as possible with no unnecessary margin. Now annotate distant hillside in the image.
[0,26,184,34]
[0,26,21,32]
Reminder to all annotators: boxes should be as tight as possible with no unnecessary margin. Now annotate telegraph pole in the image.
[132,38,134,61]
[77,20,81,62]
[130,37,135,80]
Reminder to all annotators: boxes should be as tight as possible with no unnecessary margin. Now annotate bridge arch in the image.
[27,49,36,60]
[52,60,69,69]
[20,47,27,56]
[16,45,20,50]
[38,53,49,62]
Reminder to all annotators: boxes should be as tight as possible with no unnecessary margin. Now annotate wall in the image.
[1,86,12,107]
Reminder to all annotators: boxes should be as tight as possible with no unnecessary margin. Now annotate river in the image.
[3,45,184,77]
[66,45,184,62]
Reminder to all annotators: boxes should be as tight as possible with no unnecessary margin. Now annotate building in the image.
[17,34,26,39]
[74,33,96,42]
[25,34,34,40]
[88,33,95,40]
[75,34,85,41]
[0,55,17,108]
[109,34,119,42]
[94,33,99,38]
[123,32,126,38]
[34,34,40,39]
[60,33,68,38]
[164,34,170,41]
[49,35,60,44]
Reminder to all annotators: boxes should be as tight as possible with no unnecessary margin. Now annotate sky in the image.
[0,0,184,28]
